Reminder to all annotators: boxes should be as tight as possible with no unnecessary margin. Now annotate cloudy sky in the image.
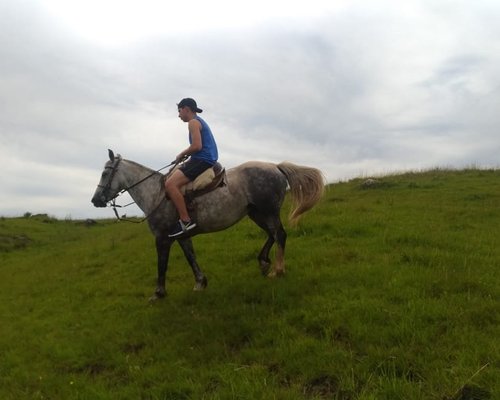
[1,0,499,219]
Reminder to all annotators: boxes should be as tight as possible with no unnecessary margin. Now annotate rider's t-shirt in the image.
[190,116,218,165]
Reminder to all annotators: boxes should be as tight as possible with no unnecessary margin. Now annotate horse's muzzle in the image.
[91,195,107,208]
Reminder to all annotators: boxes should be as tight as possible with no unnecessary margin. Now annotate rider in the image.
[165,98,219,237]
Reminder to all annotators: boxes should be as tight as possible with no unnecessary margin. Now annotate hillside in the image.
[0,169,499,399]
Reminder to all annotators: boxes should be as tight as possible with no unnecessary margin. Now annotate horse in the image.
[91,150,325,301]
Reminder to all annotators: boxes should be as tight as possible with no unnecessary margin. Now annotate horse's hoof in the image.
[193,277,208,291]
[149,291,166,302]
[148,295,160,303]
[260,261,271,276]
[267,269,285,278]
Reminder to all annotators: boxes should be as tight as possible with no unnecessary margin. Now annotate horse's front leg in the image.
[177,237,208,291]
[150,235,174,302]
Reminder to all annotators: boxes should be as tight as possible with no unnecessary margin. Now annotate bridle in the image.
[97,157,182,223]
[97,157,122,201]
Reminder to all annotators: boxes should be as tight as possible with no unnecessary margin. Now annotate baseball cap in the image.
[177,98,203,113]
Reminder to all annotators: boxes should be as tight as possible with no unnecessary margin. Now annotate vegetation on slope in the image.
[0,168,499,399]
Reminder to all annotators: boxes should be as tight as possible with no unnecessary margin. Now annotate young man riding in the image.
[164,98,219,237]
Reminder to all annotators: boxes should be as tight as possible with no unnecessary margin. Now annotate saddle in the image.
[166,162,226,197]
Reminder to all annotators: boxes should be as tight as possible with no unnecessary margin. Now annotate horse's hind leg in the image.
[177,238,208,291]
[258,236,274,275]
[248,210,287,277]
[270,223,287,277]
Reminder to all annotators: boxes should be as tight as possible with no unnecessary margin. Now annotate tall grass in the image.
[0,169,499,399]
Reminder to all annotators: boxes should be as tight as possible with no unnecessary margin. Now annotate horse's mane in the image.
[123,158,164,176]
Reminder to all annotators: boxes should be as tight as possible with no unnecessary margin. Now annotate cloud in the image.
[1,0,500,218]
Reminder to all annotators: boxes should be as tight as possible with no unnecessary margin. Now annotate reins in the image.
[108,158,184,223]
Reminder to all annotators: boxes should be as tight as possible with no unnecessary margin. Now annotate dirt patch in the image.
[303,375,352,399]
[0,234,32,252]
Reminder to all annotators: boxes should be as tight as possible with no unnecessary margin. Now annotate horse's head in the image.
[91,149,123,207]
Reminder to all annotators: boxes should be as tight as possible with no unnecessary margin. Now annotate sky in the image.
[1,0,499,219]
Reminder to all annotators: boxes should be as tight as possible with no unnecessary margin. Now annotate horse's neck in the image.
[121,160,165,214]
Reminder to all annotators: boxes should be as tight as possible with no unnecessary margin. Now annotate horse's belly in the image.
[194,188,247,232]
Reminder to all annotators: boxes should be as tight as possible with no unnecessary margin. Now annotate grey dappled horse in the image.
[91,150,324,301]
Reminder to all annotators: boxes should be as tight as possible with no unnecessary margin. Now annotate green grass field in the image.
[0,169,499,399]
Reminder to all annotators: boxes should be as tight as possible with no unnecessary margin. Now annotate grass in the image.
[0,168,499,399]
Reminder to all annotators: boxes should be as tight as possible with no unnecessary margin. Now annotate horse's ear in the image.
[108,149,115,162]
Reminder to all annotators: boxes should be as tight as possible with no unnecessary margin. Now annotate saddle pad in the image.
[181,167,215,194]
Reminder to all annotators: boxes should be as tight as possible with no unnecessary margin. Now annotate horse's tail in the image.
[277,162,325,225]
